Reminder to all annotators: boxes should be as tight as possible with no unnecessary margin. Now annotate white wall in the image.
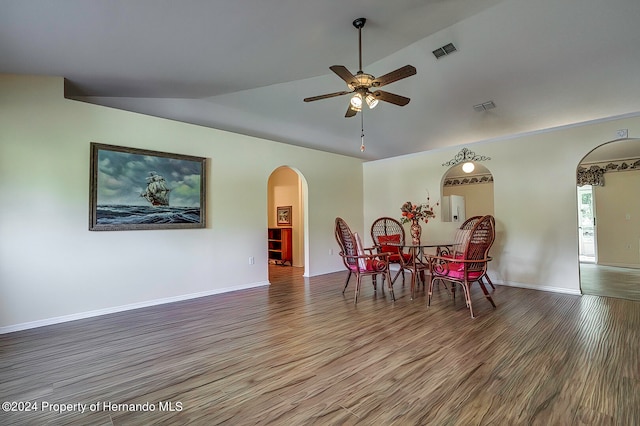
[363,116,640,294]
[0,75,363,332]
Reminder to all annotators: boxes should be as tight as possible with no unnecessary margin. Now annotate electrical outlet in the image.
[248,256,254,265]
[329,248,334,255]
[616,129,628,139]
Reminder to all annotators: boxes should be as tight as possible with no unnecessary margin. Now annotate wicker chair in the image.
[370,217,412,285]
[427,215,496,318]
[448,216,482,258]
[335,217,394,304]
[439,215,495,291]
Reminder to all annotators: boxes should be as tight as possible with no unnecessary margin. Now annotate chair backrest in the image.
[335,217,358,269]
[461,215,495,270]
[371,217,405,253]
[451,215,483,256]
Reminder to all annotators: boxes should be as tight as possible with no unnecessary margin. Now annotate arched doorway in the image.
[267,166,308,279]
[441,162,495,222]
[577,138,640,301]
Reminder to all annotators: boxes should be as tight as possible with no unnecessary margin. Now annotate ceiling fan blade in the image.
[330,65,358,87]
[372,90,411,106]
[372,65,417,88]
[304,91,351,102]
[345,104,358,118]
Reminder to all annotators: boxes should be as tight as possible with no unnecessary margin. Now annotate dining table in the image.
[388,242,454,299]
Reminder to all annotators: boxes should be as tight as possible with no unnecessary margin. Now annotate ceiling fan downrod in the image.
[353,18,366,72]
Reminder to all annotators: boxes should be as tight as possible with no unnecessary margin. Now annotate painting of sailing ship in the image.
[89,143,206,230]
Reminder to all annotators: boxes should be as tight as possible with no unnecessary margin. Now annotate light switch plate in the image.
[616,129,628,139]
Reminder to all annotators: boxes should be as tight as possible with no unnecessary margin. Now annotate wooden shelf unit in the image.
[268,227,292,266]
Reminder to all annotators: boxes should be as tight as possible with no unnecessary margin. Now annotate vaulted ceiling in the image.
[2,0,640,160]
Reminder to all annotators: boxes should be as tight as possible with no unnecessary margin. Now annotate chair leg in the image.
[410,271,417,300]
[342,271,352,294]
[372,275,378,292]
[386,270,395,301]
[354,275,362,304]
[427,276,435,306]
[484,275,495,289]
[478,281,496,308]
[390,267,402,285]
[462,281,474,318]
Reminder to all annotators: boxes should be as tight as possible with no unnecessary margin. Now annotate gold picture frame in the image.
[89,143,206,231]
[277,206,292,226]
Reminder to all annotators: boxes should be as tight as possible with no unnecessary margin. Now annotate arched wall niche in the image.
[440,148,495,222]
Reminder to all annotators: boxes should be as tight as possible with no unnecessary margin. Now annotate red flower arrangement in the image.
[400,197,438,224]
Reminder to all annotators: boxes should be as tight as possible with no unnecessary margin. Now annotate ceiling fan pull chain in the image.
[360,110,365,152]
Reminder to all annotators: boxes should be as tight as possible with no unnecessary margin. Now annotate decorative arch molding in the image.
[444,174,494,187]
[442,147,491,167]
[577,158,640,187]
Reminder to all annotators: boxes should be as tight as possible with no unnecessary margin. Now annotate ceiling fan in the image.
[304,18,417,118]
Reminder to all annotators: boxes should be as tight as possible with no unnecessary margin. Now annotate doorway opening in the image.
[577,185,595,263]
[577,138,640,301]
[267,166,308,280]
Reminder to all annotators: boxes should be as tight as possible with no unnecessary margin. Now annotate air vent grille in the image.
[432,43,457,59]
[473,101,496,111]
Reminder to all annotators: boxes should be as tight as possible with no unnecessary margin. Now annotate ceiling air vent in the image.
[432,43,457,59]
[473,101,496,112]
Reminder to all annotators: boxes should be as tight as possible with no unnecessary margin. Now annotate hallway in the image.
[580,263,640,302]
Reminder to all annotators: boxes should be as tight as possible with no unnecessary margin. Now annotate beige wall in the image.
[0,75,364,331]
[594,170,640,267]
[363,117,640,294]
[443,182,495,218]
[3,73,640,332]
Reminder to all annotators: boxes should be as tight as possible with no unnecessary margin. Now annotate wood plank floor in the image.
[1,265,639,425]
[580,262,640,302]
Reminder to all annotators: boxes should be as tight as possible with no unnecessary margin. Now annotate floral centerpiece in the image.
[400,196,439,245]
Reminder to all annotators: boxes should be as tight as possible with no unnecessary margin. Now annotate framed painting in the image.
[89,143,207,231]
[277,206,292,226]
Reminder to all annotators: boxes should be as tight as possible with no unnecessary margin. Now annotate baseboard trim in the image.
[596,262,640,269]
[0,281,270,335]
[495,280,582,296]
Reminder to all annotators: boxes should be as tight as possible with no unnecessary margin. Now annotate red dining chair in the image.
[440,215,495,290]
[335,217,395,304]
[427,215,496,318]
[370,217,412,285]
[447,216,482,258]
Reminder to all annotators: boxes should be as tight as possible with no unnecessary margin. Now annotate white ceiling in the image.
[2,0,640,160]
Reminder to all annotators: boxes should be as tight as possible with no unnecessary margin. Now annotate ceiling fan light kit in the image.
[365,93,378,108]
[304,17,417,118]
[304,17,417,153]
[350,92,363,109]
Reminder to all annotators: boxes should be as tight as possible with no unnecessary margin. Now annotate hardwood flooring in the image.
[580,262,640,302]
[1,265,639,425]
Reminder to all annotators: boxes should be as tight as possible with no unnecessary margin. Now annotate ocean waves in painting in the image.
[96,205,200,225]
